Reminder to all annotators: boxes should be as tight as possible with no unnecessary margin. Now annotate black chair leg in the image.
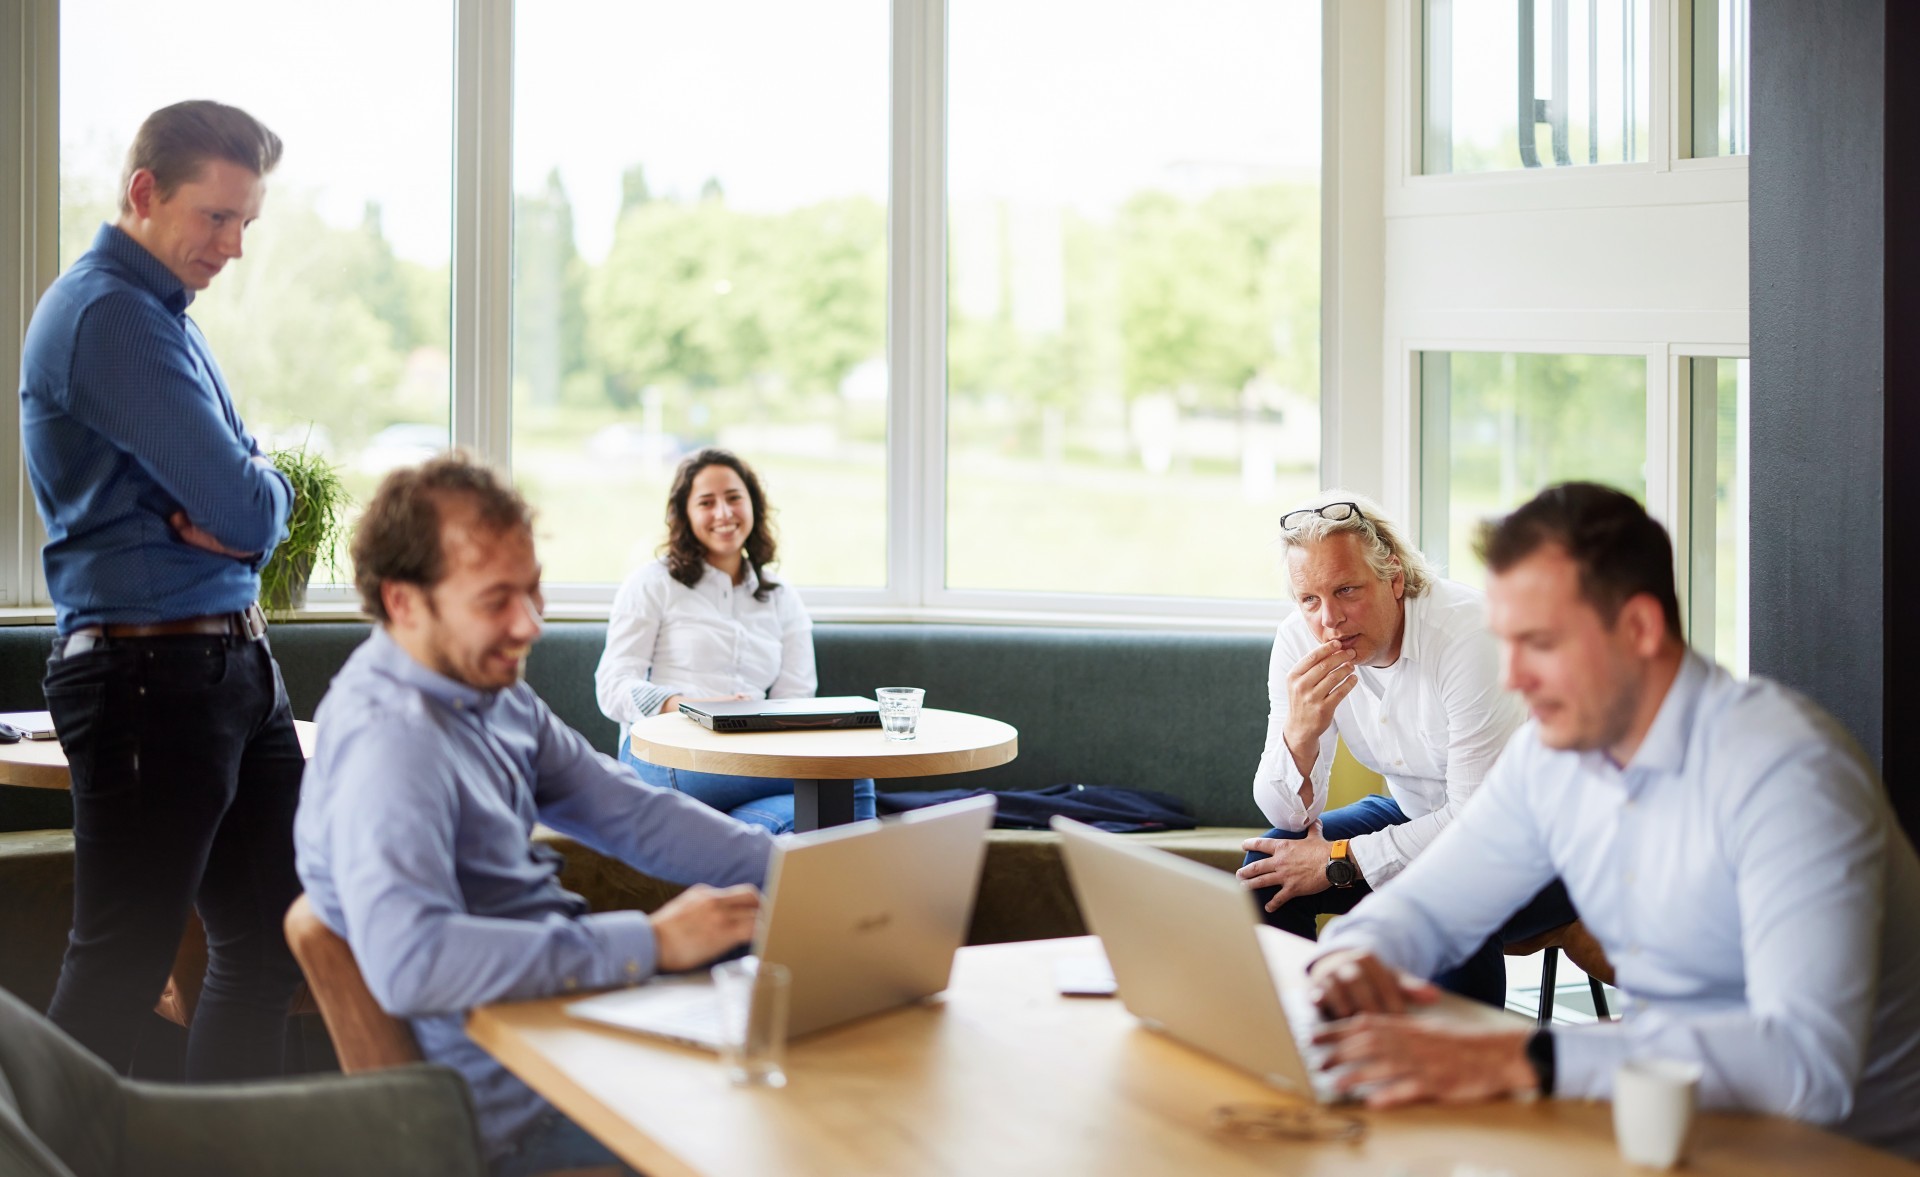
[1536,946,1560,1028]
[1589,974,1610,1021]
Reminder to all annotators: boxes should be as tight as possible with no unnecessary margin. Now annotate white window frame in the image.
[3,0,1357,630]
[1385,0,1747,635]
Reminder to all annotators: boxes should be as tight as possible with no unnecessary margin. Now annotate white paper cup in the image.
[1613,1058,1703,1169]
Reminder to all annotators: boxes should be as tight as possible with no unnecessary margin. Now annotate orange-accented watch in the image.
[1325,839,1358,888]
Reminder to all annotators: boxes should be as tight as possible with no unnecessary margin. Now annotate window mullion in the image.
[4,0,56,608]
[452,0,513,471]
[889,0,946,609]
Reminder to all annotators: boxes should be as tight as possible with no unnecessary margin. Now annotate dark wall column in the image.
[1750,2,1918,842]
[1886,5,1920,842]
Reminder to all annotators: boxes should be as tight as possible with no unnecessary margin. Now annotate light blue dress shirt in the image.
[19,224,291,632]
[1320,652,1920,1159]
[294,629,775,1157]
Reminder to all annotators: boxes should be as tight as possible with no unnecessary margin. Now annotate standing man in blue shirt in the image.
[18,101,303,1080]
[296,452,771,1176]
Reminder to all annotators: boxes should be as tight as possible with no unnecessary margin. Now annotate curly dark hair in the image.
[662,448,780,602]
[352,450,535,623]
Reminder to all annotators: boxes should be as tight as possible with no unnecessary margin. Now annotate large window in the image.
[58,0,454,588]
[945,1,1321,600]
[511,1,888,590]
[1687,356,1747,672]
[1418,352,1647,585]
[1423,0,1651,174]
[1687,0,1750,157]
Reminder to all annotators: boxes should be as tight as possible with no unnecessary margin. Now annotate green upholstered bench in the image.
[2,618,1392,990]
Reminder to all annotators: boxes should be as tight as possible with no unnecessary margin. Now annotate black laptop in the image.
[677,696,882,733]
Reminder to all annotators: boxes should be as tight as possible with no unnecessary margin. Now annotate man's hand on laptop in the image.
[651,883,761,971]
[1306,948,1439,1018]
[1312,1016,1535,1107]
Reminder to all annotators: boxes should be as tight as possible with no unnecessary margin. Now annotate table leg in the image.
[792,779,858,832]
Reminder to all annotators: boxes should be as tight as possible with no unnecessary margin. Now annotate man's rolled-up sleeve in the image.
[1252,624,1334,831]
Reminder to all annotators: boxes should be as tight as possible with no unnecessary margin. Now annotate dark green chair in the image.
[0,984,486,1177]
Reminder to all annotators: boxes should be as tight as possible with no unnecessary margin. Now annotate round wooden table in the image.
[626,707,1018,831]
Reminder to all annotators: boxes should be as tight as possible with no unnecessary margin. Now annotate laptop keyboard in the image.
[641,985,725,1042]
[1281,987,1345,1102]
[565,978,727,1049]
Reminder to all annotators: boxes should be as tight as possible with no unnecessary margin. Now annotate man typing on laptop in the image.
[294,453,774,1177]
[1303,485,1920,1161]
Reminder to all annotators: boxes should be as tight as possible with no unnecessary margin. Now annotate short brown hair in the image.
[1475,482,1684,639]
[352,451,535,623]
[119,100,284,216]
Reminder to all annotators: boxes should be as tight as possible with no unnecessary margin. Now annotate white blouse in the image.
[594,558,816,746]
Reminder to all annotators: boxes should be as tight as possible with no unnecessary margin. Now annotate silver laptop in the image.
[566,794,995,1047]
[1051,815,1342,1101]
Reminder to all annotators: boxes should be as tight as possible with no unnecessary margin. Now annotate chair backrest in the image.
[284,895,424,1073]
[0,985,122,1177]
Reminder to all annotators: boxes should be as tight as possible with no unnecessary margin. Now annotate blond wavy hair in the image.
[1277,489,1435,599]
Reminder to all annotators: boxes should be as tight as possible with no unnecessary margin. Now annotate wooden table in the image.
[0,720,317,789]
[0,718,321,1026]
[468,933,1919,1177]
[626,707,1017,831]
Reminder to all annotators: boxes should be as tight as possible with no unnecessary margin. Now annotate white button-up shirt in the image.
[595,559,816,746]
[1251,578,1524,884]
[1321,653,1920,1159]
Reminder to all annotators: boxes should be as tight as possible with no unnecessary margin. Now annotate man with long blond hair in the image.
[1237,490,1577,1007]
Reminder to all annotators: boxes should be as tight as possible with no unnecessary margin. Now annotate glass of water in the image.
[876,687,926,741]
[712,957,790,1088]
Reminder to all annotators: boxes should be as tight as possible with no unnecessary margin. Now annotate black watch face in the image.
[1326,858,1357,887]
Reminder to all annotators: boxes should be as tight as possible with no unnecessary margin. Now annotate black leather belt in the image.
[61,603,267,656]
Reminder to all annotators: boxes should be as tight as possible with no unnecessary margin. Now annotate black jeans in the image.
[43,631,305,1081]
[1243,794,1578,1008]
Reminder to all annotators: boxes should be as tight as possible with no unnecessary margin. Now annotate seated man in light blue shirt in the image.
[295,452,775,1176]
[1305,483,1920,1160]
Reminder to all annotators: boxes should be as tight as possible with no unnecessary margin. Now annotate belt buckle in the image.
[242,602,267,640]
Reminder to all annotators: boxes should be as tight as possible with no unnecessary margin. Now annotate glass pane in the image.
[1688,357,1748,674]
[947,1,1321,599]
[1689,0,1750,156]
[513,1,888,588]
[59,2,454,586]
[1423,0,1650,175]
[1419,351,1647,587]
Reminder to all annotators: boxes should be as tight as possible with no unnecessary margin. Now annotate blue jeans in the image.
[620,740,877,834]
[1241,794,1577,1008]
[491,1107,637,1177]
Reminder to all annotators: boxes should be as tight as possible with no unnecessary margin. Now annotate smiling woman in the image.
[594,449,877,834]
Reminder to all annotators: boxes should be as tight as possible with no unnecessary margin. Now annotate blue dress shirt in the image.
[294,629,775,1157]
[19,223,291,632]
[1321,653,1920,1159]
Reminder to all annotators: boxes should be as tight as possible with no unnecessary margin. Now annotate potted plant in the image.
[260,445,351,617]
